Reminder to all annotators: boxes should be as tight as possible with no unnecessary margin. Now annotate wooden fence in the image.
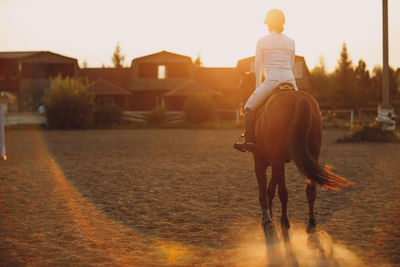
[124,109,241,124]
[321,109,354,130]
[123,111,185,124]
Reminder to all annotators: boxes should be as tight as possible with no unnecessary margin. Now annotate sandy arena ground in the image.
[0,128,399,266]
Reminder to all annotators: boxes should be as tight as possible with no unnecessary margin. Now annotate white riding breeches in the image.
[244,71,298,111]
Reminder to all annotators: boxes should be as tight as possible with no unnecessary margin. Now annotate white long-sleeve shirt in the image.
[254,31,296,88]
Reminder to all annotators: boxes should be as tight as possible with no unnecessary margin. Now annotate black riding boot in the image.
[233,108,256,152]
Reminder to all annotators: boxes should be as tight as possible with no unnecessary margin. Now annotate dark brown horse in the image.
[239,72,352,244]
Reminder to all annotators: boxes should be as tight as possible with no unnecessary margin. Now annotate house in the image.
[0,51,79,111]
[129,50,196,110]
[236,55,312,91]
[0,49,313,115]
[194,67,240,109]
[128,50,241,111]
[87,79,131,108]
[161,80,222,110]
[81,67,131,90]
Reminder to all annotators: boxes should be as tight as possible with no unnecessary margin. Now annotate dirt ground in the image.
[0,128,399,266]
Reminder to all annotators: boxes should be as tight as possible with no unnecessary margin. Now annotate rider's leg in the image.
[234,80,278,152]
[244,108,256,151]
[244,79,279,112]
[233,107,256,152]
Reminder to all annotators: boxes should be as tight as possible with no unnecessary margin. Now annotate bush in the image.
[44,76,94,129]
[146,107,168,125]
[337,124,400,143]
[184,94,216,123]
[93,102,123,128]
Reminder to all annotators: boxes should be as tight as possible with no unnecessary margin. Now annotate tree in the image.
[194,52,203,67]
[44,75,94,129]
[310,56,333,108]
[370,66,399,108]
[82,59,88,68]
[354,59,371,108]
[332,42,356,108]
[112,43,125,68]
[370,66,383,106]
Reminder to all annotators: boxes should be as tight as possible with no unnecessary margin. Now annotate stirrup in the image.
[233,134,246,152]
[233,134,255,152]
[233,141,246,152]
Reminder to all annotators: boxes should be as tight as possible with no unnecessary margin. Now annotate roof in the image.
[0,51,78,62]
[87,79,132,96]
[0,52,39,59]
[195,67,240,91]
[163,80,222,97]
[131,50,192,64]
[81,68,131,89]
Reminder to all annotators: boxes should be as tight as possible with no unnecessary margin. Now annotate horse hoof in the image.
[280,217,291,242]
[306,218,317,234]
[280,217,290,230]
[264,222,278,245]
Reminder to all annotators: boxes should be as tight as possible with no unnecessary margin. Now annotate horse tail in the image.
[289,97,351,190]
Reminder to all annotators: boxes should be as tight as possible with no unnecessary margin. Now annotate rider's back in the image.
[257,32,295,73]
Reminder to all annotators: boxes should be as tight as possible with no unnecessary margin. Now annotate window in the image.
[158,65,166,79]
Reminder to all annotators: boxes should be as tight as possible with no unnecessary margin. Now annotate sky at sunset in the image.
[1,0,399,72]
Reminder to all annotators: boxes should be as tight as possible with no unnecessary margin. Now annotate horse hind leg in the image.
[306,182,317,233]
[267,177,277,219]
[306,181,322,250]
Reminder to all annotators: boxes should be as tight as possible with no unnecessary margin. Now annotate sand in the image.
[0,128,399,266]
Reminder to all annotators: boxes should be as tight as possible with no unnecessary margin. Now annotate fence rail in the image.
[4,113,46,126]
[321,109,354,130]
[123,111,186,124]
[124,109,241,124]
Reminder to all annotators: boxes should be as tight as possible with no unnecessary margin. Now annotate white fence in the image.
[124,111,185,124]
[124,109,241,125]
[2,109,362,129]
[4,113,46,126]
[321,109,354,130]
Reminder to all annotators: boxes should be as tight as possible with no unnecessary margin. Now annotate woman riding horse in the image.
[234,9,297,153]
[233,9,352,243]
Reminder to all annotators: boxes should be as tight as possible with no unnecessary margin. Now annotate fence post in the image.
[0,106,6,160]
[350,110,354,131]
